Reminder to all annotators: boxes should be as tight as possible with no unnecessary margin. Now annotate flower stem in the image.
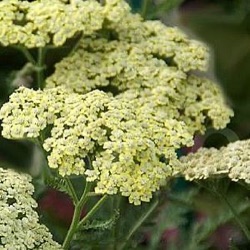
[62,181,92,249]
[65,177,79,205]
[67,32,83,57]
[13,45,36,65]
[36,47,46,89]
[217,191,250,241]
[78,195,108,228]
[140,0,150,19]
[197,181,250,241]
[12,46,47,89]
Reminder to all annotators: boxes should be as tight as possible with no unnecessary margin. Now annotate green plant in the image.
[0,0,249,249]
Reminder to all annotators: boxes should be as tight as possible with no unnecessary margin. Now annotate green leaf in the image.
[185,195,250,250]
[45,175,78,204]
[149,187,198,249]
[147,0,185,19]
[79,209,120,231]
[71,210,120,249]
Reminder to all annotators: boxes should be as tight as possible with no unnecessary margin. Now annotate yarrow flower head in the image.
[0,86,66,138]
[179,139,250,183]
[0,87,193,205]
[0,0,130,47]
[0,83,232,204]
[0,167,62,249]
[0,0,234,204]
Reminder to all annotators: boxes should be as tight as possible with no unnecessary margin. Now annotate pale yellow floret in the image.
[180,139,250,184]
[104,0,131,23]
[0,167,62,249]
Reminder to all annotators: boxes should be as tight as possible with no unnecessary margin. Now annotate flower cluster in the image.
[0,87,193,205]
[46,1,233,135]
[0,167,62,249]
[0,86,66,138]
[47,36,206,90]
[180,139,250,183]
[46,25,208,93]
[0,0,234,204]
[46,36,232,133]
[0,0,130,47]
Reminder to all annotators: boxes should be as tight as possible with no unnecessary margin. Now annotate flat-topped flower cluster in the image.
[0,167,62,249]
[180,139,250,183]
[0,0,103,47]
[0,0,233,205]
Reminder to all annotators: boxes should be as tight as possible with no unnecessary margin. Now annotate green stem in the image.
[67,32,83,57]
[32,137,52,181]
[13,45,36,65]
[196,180,250,241]
[62,181,92,249]
[86,192,102,197]
[167,194,193,208]
[78,195,108,228]
[217,192,250,241]
[65,177,79,205]
[118,199,159,250]
[12,46,46,89]
[36,47,46,89]
[140,0,150,19]
[111,196,121,250]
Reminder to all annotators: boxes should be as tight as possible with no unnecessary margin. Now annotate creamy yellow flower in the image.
[0,167,62,249]
[180,139,250,184]
[0,0,234,205]
[0,0,103,47]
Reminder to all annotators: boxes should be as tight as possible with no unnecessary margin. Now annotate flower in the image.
[180,139,250,183]
[0,167,62,249]
[0,0,234,204]
[0,86,66,139]
[0,83,232,204]
[0,0,103,47]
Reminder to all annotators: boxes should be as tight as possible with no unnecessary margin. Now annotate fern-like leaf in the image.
[71,210,120,249]
[45,175,78,204]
